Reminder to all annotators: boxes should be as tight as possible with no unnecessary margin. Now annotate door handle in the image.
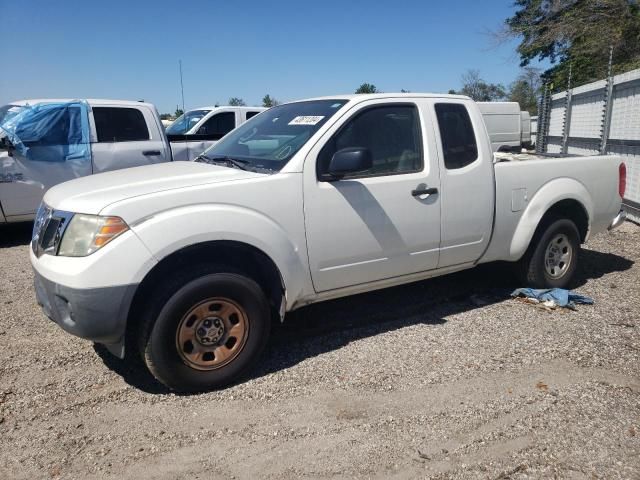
[142,150,162,156]
[411,187,438,197]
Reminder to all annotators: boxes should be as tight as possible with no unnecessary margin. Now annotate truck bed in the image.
[493,150,579,162]
[480,153,623,264]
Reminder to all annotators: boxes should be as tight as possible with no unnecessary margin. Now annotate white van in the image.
[478,102,532,152]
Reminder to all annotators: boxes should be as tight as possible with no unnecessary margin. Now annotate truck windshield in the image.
[166,109,211,134]
[198,99,348,172]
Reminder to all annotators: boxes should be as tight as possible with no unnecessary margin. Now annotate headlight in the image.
[57,214,129,257]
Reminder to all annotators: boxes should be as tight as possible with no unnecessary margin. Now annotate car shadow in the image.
[0,222,32,248]
[94,246,633,395]
[93,343,172,394]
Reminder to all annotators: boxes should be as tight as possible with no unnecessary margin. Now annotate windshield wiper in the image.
[195,154,249,171]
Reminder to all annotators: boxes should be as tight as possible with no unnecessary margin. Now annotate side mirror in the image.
[0,136,15,157]
[328,147,372,178]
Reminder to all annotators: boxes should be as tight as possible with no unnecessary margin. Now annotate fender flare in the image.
[509,178,592,260]
[131,204,309,308]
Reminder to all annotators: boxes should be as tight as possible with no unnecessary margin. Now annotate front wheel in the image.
[140,270,270,392]
[516,217,580,289]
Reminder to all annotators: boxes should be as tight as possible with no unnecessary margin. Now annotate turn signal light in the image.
[94,217,129,247]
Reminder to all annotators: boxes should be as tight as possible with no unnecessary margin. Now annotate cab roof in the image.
[8,98,158,109]
[295,93,472,103]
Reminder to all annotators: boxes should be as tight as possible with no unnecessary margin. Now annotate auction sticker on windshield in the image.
[288,116,325,125]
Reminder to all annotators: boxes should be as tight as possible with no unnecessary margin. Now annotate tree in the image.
[228,97,246,106]
[262,94,279,107]
[508,67,542,114]
[457,70,507,101]
[160,113,173,120]
[355,83,379,94]
[174,107,184,117]
[499,0,640,88]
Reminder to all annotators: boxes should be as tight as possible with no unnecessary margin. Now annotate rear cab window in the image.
[434,103,478,169]
[93,107,150,142]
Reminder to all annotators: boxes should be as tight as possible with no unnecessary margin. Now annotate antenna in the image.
[179,59,186,115]
[179,59,190,161]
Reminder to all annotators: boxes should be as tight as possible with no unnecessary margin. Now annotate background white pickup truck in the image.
[166,106,265,161]
[30,93,626,392]
[0,100,263,223]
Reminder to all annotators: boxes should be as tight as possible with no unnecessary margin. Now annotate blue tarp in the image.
[511,288,594,310]
[0,101,91,163]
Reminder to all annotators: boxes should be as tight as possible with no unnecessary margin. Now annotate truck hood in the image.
[43,161,265,214]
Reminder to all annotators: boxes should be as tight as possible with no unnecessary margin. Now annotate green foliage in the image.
[458,70,507,101]
[160,113,173,120]
[228,97,246,106]
[508,67,542,114]
[503,0,640,88]
[262,94,279,107]
[174,108,184,117]
[355,83,379,94]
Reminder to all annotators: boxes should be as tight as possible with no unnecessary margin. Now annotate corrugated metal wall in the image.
[542,68,640,221]
[530,116,537,146]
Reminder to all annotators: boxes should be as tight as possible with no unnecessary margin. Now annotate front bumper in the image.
[34,269,137,358]
[608,209,627,230]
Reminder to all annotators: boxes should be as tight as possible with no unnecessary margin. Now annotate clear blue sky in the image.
[0,0,544,113]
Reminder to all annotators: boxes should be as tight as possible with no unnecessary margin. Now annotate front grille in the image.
[32,205,72,257]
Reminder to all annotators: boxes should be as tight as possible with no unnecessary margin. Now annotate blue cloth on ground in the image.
[511,288,594,310]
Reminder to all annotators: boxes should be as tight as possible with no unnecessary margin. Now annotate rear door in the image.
[431,100,494,267]
[90,105,169,173]
[304,99,442,292]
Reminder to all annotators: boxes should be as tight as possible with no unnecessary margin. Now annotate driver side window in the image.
[317,104,423,179]
[197,112,236,138]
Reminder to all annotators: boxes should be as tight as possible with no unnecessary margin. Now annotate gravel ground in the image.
[0,221,638,479]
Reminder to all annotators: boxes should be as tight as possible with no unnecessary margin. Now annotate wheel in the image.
[516,217,580,289]
[139,267,270,392]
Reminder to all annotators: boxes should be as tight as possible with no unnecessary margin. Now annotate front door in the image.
[0,102,92,218]
[304,100,442,292]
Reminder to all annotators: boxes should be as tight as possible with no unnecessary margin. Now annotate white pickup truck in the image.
[30,94,627,392]
[166,106,265,161]
[0,100,263,223]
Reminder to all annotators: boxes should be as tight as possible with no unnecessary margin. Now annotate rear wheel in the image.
[516,217,580,289]
[139,267,270,392]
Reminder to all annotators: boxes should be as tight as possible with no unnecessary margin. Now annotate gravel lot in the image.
[0,221,638,479]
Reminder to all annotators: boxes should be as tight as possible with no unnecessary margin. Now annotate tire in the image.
[516,217,580,289]
[139,265,270,392]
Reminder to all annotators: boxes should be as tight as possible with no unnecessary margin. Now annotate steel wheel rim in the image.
[544,233,573,279]
[176,297,249,371]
